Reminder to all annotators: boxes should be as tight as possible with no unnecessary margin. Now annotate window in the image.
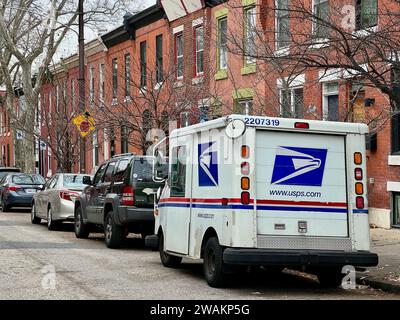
[323,82,339,121]
[276,0,290,49]
[180,111,190,128]
[244,6,256,64]
[56,85,60,112]
[156,34,163,83]
[93,163,107,185]
[112,58,118,99]
[195,26,204,75]
[71,79,76,110]
[140,41,147,88]
[89,66,95,103]
[113,159,130,183]
[99,63,105,102]
[103,162,117,183]
[356,0,378,30]
[199,100,209,122]
[93,132,99,167]
[392,193,400,227]
[235,99,253,115]
[217,17,228,70]
[280,87,304,118]
[124,54,131,97]
[121,125,129,154]
[175,33,184,79]
[313,0,330,38]
[170,146,187,197]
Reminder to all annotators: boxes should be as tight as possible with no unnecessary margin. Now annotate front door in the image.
[164,138,193,255]
[96,161,116,222]
[86,163,107,223]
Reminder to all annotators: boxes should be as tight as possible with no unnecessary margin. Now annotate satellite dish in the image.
[225,119,246,139]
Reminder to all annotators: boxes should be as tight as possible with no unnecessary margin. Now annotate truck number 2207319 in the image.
[244,117,280,127]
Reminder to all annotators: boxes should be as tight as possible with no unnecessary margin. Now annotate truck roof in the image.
[170,114,369,138]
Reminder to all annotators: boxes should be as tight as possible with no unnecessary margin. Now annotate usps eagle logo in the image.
[271,146,327,186]
[198,142,219,187]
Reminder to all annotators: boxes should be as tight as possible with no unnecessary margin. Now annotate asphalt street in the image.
[0,209,398,300]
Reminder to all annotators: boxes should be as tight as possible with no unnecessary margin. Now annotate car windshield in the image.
[63,175,91,190]
[133,158,167,182]
[12,175,45,185]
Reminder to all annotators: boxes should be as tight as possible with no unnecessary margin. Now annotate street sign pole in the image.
[78,0,86,173]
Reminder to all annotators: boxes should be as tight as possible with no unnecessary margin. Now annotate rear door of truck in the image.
[255,130,348,237]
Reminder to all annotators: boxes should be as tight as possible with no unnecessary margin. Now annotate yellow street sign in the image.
[73,111,95,137]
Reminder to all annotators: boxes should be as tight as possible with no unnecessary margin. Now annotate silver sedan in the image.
[31,173,92,230]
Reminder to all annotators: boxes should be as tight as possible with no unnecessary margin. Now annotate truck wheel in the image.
[317,267,343,288]
[74,206,89,239]
[31,203,41,224]
[104,211,124,249]
[159,232,182,268]
[203,237,227,288]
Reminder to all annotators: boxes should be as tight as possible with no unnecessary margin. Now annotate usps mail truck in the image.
[146,115,378,288]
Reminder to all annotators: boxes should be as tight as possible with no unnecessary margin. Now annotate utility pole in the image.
[78,0,86,173]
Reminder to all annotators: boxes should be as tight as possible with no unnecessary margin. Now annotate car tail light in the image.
[355,168,363,180]
[354,152,362,165]
[241,145,250,158]
[241,162,250,175]
[122,186,135,206]
[295,122,310,129]
[356,196,364,209]
[60,191,79,202]
[241,192,250,205]
[241,177,250,190]
[8,186,19,192]
[355,183,364,195]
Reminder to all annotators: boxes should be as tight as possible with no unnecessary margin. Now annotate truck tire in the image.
[203,237,227,288]
[74,205,90,239]
[317,267,343,288]
[31,202,41,224]
[159,232,182,268]
[104,211,125,249]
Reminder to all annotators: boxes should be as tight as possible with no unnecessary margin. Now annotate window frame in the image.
[194,25,204,76]
[244,5,256,65]
[217,16,228,71]
[140,41,147,88]
[392,192,400,228]
[124,53,131,98]
[322,82,339,121]
[112,58,118,99]
[279,86,304,118]
[312,0,330,39]
[175,32,184,80]
[276,0,290,50]
[170,146,187,198]
[89,65,95,103]
[99,63,105,102]
[356,0,378,31]
[156,34,164,84]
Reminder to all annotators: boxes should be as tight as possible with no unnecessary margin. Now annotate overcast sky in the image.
[54,0,156,62]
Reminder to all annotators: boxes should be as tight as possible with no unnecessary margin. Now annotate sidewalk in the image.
[357,228,400,294]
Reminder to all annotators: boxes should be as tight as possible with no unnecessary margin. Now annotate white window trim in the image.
[244,6,257,65]
[352,25,378,38]
[195,25,204,76]
[192,17,203,27]
[275,0,290,53]
[217,16,228,70]
[175,32,184,80]
[322,81,339,121]
[173,25,184,34]
[278,86,304,117]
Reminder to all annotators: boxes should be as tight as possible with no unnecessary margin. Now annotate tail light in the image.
[241,162,250,175]
[241,177,250,190]
[356,196,364,209]
[354,152,362,165]
[355,183,364,195]
[60,191,79,202]
[241,192,250,205]
[295,122,310,129]
[241,146,250,158]
[7,186,19,192]
[122,186,135,206]
[355,168,363,180]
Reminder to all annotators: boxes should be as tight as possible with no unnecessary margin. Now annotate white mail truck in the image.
[146,115,378,288]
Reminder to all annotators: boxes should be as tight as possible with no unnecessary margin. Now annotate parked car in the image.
[31,173,93,230]
[0,173,45,212]
[74,153,167,248]
[0,167,21,180]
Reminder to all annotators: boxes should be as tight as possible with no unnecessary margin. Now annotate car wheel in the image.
[159,232,182,268]
[31,202,41,224]
[317,267,344,288]
[1,197,10,212]
[74,205,89,239]
[47,207,59,231]
[203,237,227,288]
[104,211,124,249]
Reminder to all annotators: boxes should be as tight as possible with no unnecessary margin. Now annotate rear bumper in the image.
[223,248,379,267]
[117,206,155,225]
[5,193,33,206]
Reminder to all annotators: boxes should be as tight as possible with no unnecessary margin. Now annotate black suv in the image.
[73,153,166,248]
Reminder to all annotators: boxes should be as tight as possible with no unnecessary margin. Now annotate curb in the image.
[357,276,400,294]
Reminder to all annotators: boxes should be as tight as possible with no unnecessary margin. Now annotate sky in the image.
[54,0,156,62]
